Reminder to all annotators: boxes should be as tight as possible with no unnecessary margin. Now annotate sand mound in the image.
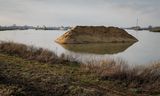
[56,26,138,44]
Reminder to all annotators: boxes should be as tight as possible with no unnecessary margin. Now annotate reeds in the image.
[81,59,160,87]
[0,42,59,64]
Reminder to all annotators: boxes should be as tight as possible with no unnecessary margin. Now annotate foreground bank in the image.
[0,42,160,96]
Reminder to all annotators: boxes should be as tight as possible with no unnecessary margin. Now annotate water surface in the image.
[0,29,160,65]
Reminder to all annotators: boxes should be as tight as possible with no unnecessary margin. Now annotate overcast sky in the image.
[0,0,159,27]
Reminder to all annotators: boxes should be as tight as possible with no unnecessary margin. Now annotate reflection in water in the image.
[58,42,135,54]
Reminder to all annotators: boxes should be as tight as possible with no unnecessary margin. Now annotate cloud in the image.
[0,0,159,27]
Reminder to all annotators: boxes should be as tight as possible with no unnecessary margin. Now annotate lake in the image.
[0,29,160,65]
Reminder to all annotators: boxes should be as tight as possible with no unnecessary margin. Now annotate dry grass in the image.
[81,59,160,87]
[0,41,68,64]
[0,54,105,96]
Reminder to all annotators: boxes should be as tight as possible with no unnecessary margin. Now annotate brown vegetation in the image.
[0,41,73,64]
[81,59,160,94]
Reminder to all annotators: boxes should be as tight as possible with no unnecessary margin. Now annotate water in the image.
[0,29,160,65]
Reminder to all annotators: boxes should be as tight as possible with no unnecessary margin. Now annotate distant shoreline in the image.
[0,25,71,31]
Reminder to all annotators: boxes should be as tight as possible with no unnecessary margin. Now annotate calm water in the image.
[0,29,160,65]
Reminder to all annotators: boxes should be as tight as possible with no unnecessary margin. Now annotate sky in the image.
[0,0,160,27]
